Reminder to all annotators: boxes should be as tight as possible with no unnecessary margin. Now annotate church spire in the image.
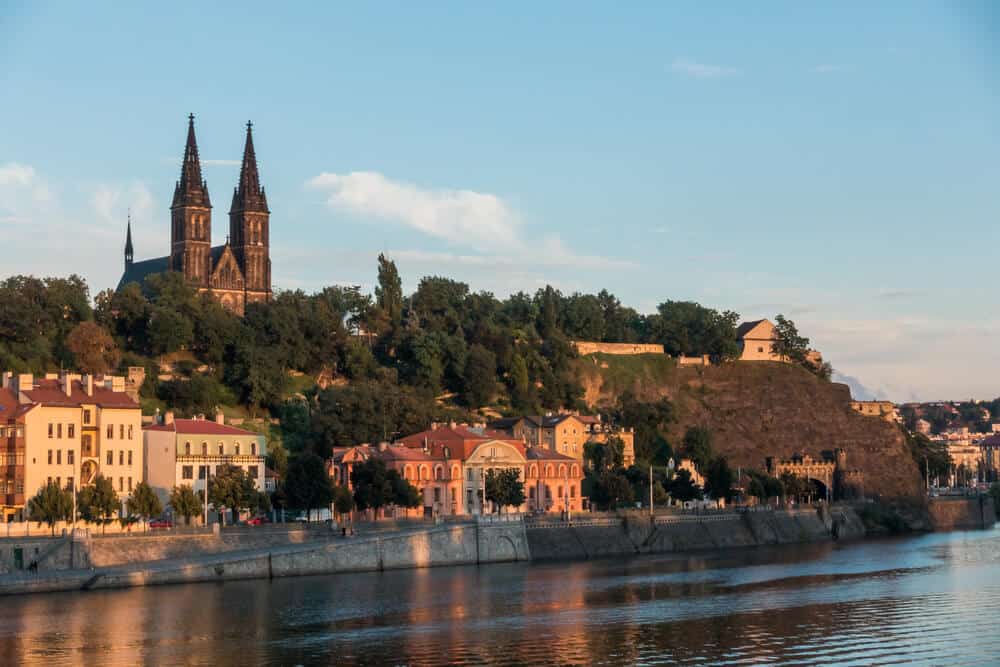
[124,210,134,268]
[231,120,268,213]
[172,113,211,208]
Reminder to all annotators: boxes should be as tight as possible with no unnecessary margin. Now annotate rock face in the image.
[576,357,924,500]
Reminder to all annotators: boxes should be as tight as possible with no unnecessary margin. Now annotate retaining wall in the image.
[928,496,997,531]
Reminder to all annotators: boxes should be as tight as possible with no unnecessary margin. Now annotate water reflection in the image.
[0,528,998,665]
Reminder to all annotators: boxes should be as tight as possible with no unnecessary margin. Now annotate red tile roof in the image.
[21,379,138,409]
[144,418,261,437]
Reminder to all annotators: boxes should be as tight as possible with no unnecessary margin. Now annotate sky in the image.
[1,2,998,402]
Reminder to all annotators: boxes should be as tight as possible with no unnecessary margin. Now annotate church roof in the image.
[117,255,168,291]
[230,121,268,214]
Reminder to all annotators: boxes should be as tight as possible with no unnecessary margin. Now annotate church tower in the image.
[229,121,271,304]
[170,114,212,286]
[124,211,134,270]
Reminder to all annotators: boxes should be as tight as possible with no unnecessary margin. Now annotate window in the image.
[235,443,240,456]
[182,466,193,480]
[57,450,62,465]
[250,442,256,456]
[198,466,206,480]
[119,451,124,466]
[107,450,113,465]
[248,466,258,480]
[185,442,191,455]
[119,477,124,492]
[217,443,223,455]
[467,468,474,481]
[57,424,62,438]
[67,477,74,491]
[128,477,132,491]
[119,425,125,440]
[48,423,53,438]
[68,450,74,465]
[47,450,52,465]
[107,424,113,439]
[433,488,441,503]
[757,347,764,353]
[56,477,61,488]
[570,486,576,498]
[201,443,207,455]
[127,425,133,440]
[83,410,91,425]
[68,424,75,438]
[128,451,132,466]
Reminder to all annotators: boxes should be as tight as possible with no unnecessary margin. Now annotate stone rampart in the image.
[572,342,665,356]
[928,496,997,530]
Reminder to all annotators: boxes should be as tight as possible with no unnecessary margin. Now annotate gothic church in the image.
[117,115,272,315]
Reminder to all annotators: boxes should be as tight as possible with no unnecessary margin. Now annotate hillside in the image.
[576,354,924,499]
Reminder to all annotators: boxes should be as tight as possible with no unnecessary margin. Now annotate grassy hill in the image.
[575,353,923,499]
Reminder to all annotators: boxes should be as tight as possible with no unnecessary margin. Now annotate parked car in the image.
[149,519,173,529]
[246,515,270,526]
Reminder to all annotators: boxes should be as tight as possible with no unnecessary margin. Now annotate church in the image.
[117,115,272,315]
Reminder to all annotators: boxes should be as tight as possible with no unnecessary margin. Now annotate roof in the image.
[396,425,527,460]
[117,255,169,291]
[525,447,576,461]
[0,388,25,422]
[736,319,766,338]
[144,418,262,437]
[21,379,138,409]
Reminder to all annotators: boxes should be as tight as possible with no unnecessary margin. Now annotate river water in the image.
[1,528,998,666]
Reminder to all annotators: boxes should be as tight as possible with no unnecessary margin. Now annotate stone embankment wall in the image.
[572,342,665,356]
[928,497,997,530]
[527,508,837,561]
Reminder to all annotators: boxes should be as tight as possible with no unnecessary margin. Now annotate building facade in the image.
[117,115,272,315]
[330,424,584,517]
[0,372,143,520]
[488,414,636,466]
[144,412,266,505]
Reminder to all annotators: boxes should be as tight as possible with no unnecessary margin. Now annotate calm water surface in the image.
[1,528,999,665]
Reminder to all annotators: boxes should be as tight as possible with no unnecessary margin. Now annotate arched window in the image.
[545,485,552,500]
[559,464,567,478]
[529,487,535,500]
[571,464,579,478]
[404,465,413,480]
[558,485,563,498]
[202,443,208,455]
[420,465,429,481]
[217,443,223,455]
[545,464,554,478]
[251,442,257,456]
[184,442,191,455]
[570,485,576,498]
[235,443,241,456]
[435,466,443,481]
[451,465,460,480]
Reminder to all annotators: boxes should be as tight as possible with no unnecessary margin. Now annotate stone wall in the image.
[928,496,997,530]
[572,342,665,356]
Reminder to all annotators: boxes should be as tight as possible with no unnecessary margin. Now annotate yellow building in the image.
[850,401,899,423]
[736,319,782,361]
[488,414,635,466]
[0,372,143,520]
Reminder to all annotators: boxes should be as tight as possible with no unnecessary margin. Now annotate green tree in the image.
[77,475,120,532]
[284,453,336,522]
[703,457,735,501]
[27,482,73,535]
[589,471,634,510]
[209,464,258,525]
[665,469,703,502]
[169,484,202,525]
[648,301,739,359]
[350,457,393,517]
[905,431,952,484]
[682,427,713,470]
[507,353,535,412]
[584,439,624,473]
[148,306,194,356]
[462,344,497,408]
[484,468,526,513]
[127,481,163,529]
[66,321,120,374]
[389,469,422,510]
[773,314,810,364]
[333,485,354,521]
[375,253,403,329]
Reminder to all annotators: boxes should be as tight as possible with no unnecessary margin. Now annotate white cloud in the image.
[670,58,739,79]
[0,163,35,186]
[202,159,240,166]
[91,181,155,228]
[308,171,521,251]
[307,170,635,272]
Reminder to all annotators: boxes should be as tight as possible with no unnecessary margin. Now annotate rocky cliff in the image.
[576,355,924,500]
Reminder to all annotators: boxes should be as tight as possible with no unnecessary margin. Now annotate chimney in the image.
[164,410,175,425]
[1,372,10,389]
[60,372,71,397]
[15,374,33,395]
[378,441,388,452]
[215,409,225,425]
[83,374,94,397]
[448,421,457,430]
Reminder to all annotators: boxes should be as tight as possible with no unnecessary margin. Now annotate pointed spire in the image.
[231,119,268,213]
[172,113,211,208]
[124,210,134,267]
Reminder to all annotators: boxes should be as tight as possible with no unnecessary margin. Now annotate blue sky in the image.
[2,2,998,401]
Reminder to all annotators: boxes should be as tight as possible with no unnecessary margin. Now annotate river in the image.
[1,528,998,665]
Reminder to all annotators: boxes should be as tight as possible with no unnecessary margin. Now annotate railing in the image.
[476,513,525,524]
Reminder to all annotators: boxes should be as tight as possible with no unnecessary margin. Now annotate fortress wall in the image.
[572,342,665,356]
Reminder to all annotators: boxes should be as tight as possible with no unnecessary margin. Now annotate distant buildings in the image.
[330,424,584,517]
[850,401,900,423]
[487,414,636,466]
[0,371,143,521]
[144,411,266,505]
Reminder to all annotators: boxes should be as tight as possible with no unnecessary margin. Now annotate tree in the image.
[389,469,422,511]
[905,431,951,484]
[209,464,258,525]
[148,306,194,356]
[584,439,624,473]
[333,485,354,521]
[169,485,202,525]
[648,301,739,359]
[682,427,713,470]
[77,475,120,532]
[375,253,403,329]
[27,482,73,535]
[351,458,393,517]
[703,457,735,501]
[284,453,336,522]
[484,468,525,513]
[589,471,634,510]
[462,344,497,408]
[666,469,703,502]
[773,314,810,364]
[779,472,807,502]
[66,321,120,374]
[127,481,163,530]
